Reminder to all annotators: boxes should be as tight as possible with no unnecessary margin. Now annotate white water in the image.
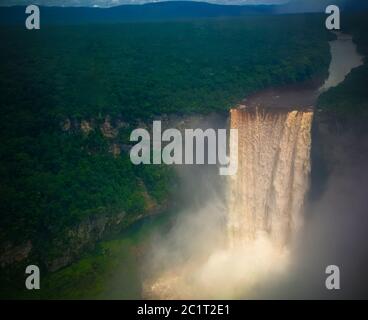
[228,109,314,249]
[227,32,363,251]
[144,32,363,299]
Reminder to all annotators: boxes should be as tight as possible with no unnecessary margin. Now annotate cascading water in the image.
[228,108,314,249]
[143,32,362,299]
[144,108,314,299]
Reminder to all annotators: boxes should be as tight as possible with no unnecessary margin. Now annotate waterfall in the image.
[145,107,314,299]
[228,107,314,249]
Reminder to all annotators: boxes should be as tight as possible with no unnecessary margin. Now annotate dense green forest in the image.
[1,15,331,120]
[0,14,332,285]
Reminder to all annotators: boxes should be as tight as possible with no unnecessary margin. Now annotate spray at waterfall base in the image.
[142,107,314,299]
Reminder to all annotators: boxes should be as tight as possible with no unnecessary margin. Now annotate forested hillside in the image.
[1,1,367,25]
[0,2,276,25]
[0,14,332,283]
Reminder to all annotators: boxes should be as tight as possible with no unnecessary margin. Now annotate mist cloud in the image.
[141,113,368,299]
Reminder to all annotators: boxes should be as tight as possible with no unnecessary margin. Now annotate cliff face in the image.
[0,115,170,274]
[0,190,165,273]
[311,109,368,205]
[315,113,355,168]
[2,111,211,274]
[44,207,163,272]
[0,241,32,269]
[30,113,222,272]
[45,212,127,272]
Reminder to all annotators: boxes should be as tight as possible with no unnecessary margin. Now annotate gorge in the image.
[142,31,364,299]
[2,22,365,299]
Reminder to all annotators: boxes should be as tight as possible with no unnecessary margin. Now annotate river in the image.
[237,32,363,111]
[41,32,364,299]
[320,32,364,92]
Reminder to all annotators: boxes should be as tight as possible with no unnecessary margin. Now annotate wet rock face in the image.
[61,118,71,132]
[100,117,119,138]
[45,212,126,272]
[315,112,368,171]
[45,200,164,272]
[0,203,164,273]
[0,241,32,268]
[0,113,180,273]
[309,110,368,207]
[80,120,94,135]
[109,143,121,157]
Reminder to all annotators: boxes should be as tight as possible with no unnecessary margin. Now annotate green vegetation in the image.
[1,15,331,120]
[0,14,332,293]
[318,14,368,124]
[318,64,368,121]
[1,211,172,299]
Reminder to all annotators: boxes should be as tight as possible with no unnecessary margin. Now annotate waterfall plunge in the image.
[228,108,314,249]
[144,107,314,299]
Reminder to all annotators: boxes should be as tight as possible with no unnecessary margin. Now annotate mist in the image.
[140,111,368,299]
[142,159,291,299]
[141,113,295,299]
[134,26,368,300]
[257,128,368,299]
